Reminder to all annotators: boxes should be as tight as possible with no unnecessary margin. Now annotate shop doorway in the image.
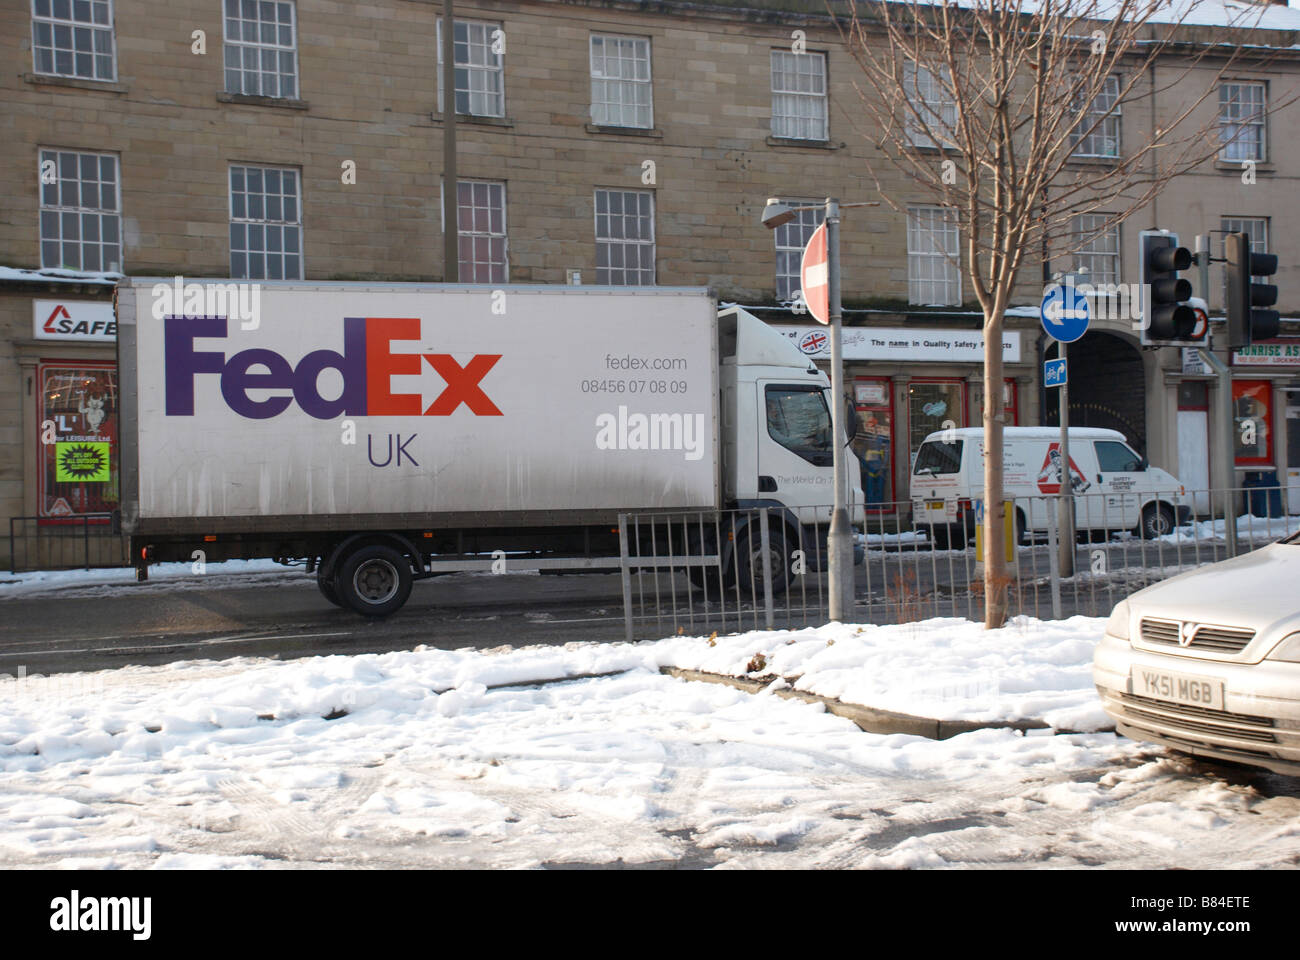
[1177,381,1211,515]
[1045,332,1146,453]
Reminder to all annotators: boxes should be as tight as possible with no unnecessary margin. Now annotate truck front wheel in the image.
[336,544,413,617]
[734,524,791,597]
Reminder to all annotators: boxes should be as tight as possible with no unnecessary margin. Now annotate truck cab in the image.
[718,307,863,568]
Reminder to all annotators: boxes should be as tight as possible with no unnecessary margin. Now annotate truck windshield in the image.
[765,385,832,465]
[913,440,963,476]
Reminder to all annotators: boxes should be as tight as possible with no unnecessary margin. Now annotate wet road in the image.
[0,570,634,676]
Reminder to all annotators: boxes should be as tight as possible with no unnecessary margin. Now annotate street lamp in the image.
[761,196,877,623]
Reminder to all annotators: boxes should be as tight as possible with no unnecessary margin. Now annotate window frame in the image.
[437,18,506,119]
[773,203,826,303]
[31,0,117,83]
[221,0,299,100]
[593,188,656,286]
[1070,75,1122,159]
[1069,213,1121,287]
[903,62,957,149]
[1219,81,1267,163]
[453,179,509,283]
[589,33,653,130]
[906,204,961,307]
[38,147,122,272]
[228,163,303,281]
[769,48,829,142]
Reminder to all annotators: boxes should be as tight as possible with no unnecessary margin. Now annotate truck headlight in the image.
[1106,599,1132,643]
[1266,634,1300,663]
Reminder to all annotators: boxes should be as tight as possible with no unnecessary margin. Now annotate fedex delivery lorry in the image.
[114,280,861,616]
[910,426,1190,547]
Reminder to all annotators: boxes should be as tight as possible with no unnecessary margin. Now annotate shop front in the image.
[770,323,1032,510]
[1,281,121,569]
[1230,341,1300,515]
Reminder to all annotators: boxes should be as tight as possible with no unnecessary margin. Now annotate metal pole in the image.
[1198,348,1238,557]
[1195,234,1211,304]
[618,514,634,643]
[1057,341,1074,577]
[442,0,459,282]
[825,198,855,622]
[1046,491,1062,620]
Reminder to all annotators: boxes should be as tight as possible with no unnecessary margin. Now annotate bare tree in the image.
[839,0,1294,627]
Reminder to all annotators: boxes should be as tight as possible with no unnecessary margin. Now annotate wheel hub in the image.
[354,559,399,604]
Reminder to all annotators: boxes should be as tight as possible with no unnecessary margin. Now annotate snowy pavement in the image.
[3,622,1300,869]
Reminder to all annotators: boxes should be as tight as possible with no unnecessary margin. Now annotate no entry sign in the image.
[800,221,829,325]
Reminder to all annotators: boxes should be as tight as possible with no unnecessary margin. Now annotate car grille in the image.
[1140,618,1255,654]
[1116,691,1278,744]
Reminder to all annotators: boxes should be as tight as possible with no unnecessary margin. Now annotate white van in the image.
[910,427,1190,548]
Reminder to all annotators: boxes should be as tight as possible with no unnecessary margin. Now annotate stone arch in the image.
[1045,331,1148,454]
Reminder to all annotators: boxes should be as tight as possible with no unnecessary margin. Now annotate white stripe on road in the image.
[0,631,353,660]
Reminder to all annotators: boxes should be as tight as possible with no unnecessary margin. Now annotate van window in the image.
[1095,440,1143,472]
[765,385,832,465]
[913,439,963,476]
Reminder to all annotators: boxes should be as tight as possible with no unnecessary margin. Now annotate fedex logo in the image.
[164,316,502,419]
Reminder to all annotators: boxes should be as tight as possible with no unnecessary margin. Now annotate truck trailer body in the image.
[115,280,859,615]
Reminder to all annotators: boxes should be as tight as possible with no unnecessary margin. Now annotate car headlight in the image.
[1266,633,1300,663]
[1106,599,1132,643]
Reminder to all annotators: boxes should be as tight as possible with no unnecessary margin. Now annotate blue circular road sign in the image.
[1039,283,1090,343]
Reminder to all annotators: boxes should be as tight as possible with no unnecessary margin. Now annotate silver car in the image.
[1093,531,1300,776]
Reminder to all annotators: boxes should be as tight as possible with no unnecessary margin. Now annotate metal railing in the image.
[7,514,127,573]
[618,487,1299,639]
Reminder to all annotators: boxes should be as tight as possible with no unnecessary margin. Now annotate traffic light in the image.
[1139,229,1197,346]
[1225,232,1280,348]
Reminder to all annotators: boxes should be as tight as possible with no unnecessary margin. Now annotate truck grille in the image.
[1117,691,1277,744]
[1140,617,1255,654]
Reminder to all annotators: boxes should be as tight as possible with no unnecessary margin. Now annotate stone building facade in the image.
[3,0,1299,566]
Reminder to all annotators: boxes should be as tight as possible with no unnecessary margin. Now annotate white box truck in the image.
[910,426,1190,547]
[114,280,861,615]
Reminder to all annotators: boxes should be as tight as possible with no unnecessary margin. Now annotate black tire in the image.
[316,562,344,607]
[336,544,413,617]
[687,564,724,595]
[733,523,791,597]
[1139,503,1175,540]
[1014,509,1027,546]
[929,525,951,550]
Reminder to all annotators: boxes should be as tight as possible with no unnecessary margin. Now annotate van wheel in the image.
[1015,509,1026,546]
[1139,503,1176,540]
[734,524,791,597]
[316,563,344,607]
[336,544,413,617]
[930,526,951,550]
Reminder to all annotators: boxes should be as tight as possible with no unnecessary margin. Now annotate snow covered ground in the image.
[0,559,298,600]
[3,618,1299,869]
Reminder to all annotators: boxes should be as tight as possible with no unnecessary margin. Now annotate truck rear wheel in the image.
[316,563,344,607]
[336,544,413,617]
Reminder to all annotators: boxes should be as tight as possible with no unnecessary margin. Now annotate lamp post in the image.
[761,197,877,623]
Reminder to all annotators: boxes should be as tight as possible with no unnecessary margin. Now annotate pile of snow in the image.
[654,615,1109,731]
[0,265,122,285]
[0,559,297,598]
[1162,514,1298,544]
